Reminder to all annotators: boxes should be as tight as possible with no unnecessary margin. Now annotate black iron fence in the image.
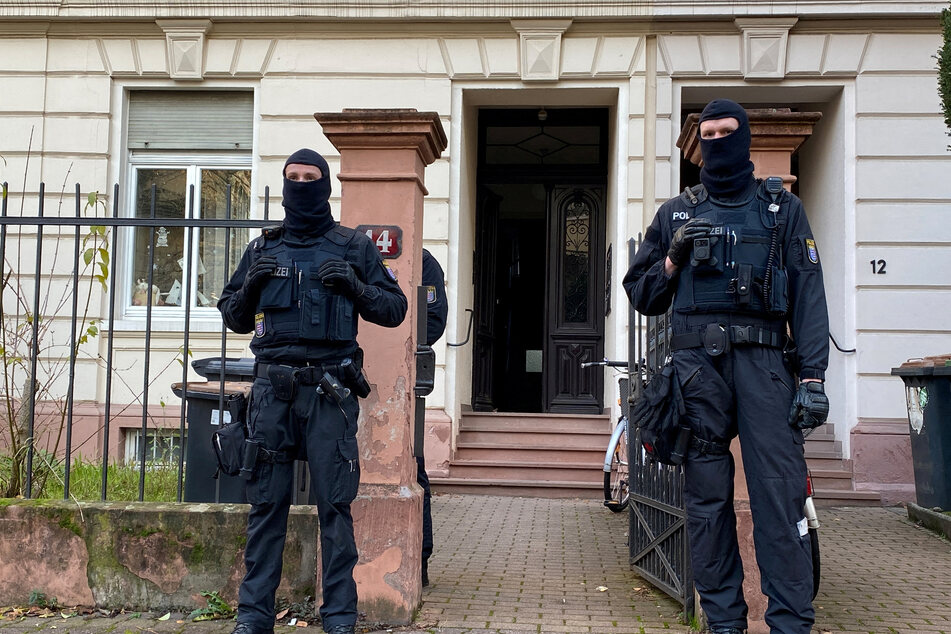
[0,181,274,502]
[626,236,695,619]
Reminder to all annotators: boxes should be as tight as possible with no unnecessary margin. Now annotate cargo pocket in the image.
[328,295,357,341]
[331,437,361,504]
[246,462,273,505]
[258,267,293,309]
[301,286,332,340]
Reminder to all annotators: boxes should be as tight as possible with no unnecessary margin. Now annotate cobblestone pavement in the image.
[1,496,949,634]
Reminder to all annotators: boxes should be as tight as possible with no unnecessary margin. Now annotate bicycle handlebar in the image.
[580,359,629,369]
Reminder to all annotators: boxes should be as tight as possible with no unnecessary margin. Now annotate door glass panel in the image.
[198,169,251,307]
[563,197,590,323]
[132,169,186,306]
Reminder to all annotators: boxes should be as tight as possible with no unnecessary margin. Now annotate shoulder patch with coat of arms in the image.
[804,238,819,264]
[254,312,266,337]
[382,261,398,281]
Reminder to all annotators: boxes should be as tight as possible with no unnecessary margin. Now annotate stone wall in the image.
[0,500,316,611]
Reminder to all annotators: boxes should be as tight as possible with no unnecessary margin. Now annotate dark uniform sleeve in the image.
[783,196,830,381]
[216,242,257,334]
[422,249,448,345]
[347,234,408,328]
[622,204,679,316]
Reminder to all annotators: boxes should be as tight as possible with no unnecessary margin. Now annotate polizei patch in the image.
[805,238,819,264]
[254,312,266,337]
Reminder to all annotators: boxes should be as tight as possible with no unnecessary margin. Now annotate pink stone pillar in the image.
[678,108,821,633]
[314,108,447,624]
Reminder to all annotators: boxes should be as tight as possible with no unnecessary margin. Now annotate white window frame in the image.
[122,152,253,323]
[124,427,187,466]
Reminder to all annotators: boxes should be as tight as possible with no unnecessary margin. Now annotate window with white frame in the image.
[125,91,253,314]
[124,427,186,465]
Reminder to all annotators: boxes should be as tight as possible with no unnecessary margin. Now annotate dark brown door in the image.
[471,188,501,412]
[544,185,605,413]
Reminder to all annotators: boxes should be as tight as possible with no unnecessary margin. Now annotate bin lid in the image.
[171,380,252,399]
[191,357,256,381]
[891,354,951,377]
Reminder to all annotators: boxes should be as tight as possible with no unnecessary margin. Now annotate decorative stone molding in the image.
[735,17,798,80]
[511,19,571,81]
[157,19,212,80]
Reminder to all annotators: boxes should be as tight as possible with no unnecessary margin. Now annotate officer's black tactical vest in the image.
[252,226,359,345]
[674,181,788,317]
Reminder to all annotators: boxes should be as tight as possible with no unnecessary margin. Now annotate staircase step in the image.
[813,489,882,507]
[808,468,854,491]
[454,444,606,463]
[448,460,604,483]
[430,477,602,499]
[457,430,609,448]
[461,415,611,434]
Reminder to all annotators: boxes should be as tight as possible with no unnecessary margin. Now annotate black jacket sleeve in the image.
[422,249,448,345]
[216,242,258,334]
[782,195,830,381]
[623,203,678,316]
[347,233,408,328]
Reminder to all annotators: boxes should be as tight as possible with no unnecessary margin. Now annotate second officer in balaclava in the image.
[219,149,407,634]
[623,100,830,634]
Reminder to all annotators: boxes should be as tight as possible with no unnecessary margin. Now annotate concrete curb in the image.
[907,501,951,541]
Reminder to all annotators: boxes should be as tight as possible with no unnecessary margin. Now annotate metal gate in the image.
[626,237,695,618]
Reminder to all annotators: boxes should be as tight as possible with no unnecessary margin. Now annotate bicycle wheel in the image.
[809,527,820,599]
[603,424,630,512]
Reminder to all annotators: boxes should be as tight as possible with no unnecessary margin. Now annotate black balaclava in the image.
[698,99,755,199]
[282,148,336,240]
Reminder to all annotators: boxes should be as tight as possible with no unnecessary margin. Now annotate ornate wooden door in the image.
[543,185,605,413]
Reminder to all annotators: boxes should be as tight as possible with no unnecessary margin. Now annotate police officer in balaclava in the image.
[219,149,407,634]
[623,100,830,634]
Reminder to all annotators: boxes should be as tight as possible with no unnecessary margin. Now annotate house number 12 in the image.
[870,259,887,274]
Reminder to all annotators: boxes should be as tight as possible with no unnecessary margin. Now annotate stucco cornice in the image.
[0,1,947,21]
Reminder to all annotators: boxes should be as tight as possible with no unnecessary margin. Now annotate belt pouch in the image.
[703,324,730,356]
[769,267,789,315]
[267,365,299,401]
[735,263,752,305]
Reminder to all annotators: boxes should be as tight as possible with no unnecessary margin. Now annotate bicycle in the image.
[581,358,635,513]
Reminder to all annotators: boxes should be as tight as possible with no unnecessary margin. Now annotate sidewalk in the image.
[1,495,949,633]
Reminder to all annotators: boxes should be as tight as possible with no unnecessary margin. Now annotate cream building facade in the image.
[1,1,948,500]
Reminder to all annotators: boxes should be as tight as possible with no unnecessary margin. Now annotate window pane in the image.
[199,169,251,307]
[133,169,186,306]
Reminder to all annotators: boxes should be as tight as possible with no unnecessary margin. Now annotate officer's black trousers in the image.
[415,455,433,564]
[238,378,362,631]
[672,345,814,634]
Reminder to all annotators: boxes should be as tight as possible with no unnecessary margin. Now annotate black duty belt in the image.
[254,361,347,385]
[670,324,785,352]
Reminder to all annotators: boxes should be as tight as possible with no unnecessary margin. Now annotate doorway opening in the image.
[471,107,609,414]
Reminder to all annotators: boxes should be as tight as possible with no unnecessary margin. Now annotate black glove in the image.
[241,255,277,299]
[667,217,713,267]
[317,259,366,298]
[788,381,830,430]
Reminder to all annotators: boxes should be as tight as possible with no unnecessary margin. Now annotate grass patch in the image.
[19,458,181,502]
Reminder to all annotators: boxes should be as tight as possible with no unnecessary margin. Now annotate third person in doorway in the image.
[623,99,830,634]
[418,248,448,586]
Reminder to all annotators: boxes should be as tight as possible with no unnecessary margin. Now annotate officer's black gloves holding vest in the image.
[788,381,830,430]
[667,218,713,268]
[318,259,367,298]
[242,255,277,301]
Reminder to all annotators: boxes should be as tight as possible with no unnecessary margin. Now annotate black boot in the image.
[421,559,430,587]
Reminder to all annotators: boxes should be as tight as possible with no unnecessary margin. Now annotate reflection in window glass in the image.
[133,169,186,306]
[129,167,250,309]
[200,169,251,307]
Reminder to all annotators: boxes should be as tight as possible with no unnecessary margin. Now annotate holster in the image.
[212,419,249,478]
[266,364,299,401]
